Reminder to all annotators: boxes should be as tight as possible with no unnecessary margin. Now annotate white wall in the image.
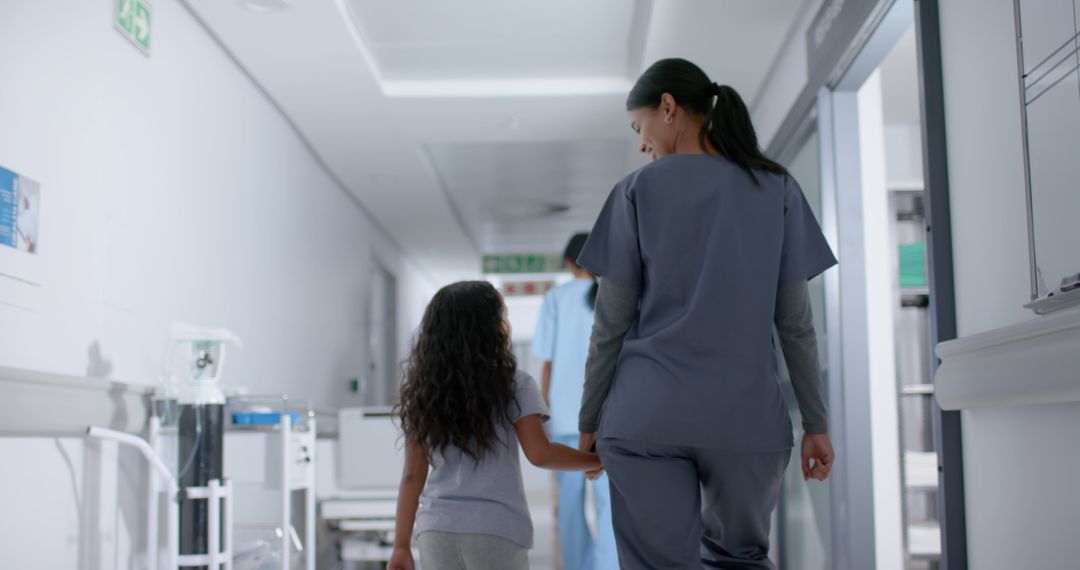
[0,0,434,567]
[880,28,924,187]
[0,0,433,405]
[939,0,1034,337]
[959,399,1080,569]
[938,1,1077,568]
[752,0,824,149]
[883,124,923,185]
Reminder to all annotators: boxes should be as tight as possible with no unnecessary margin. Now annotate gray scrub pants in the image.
[418,531,529,570]
[597,438,791,569]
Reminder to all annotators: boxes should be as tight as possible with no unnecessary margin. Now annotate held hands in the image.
[579,432,604,480]
[580,431,834,481]
[388,546,415,570]
[801,432,836,481]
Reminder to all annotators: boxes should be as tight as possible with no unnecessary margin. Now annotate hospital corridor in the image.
[2,1,1079,569]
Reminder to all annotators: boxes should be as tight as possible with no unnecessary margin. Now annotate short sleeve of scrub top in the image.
[531,290,557,361]
[779,176,837,284]
[576,181,642,291]
[512,372,550,423]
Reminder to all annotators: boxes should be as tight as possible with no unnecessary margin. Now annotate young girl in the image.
[388,281,602,570]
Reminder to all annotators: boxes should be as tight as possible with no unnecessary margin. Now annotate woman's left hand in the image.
[801,433,835,481]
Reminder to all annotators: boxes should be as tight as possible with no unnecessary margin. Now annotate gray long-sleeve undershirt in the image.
[579,279,829,435]
[774,281,829,434]
[578,279,640,434]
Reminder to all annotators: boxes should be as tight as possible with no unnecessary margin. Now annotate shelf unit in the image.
[891,190,942,569]
[904,451,939,491]
[908,523,943,560]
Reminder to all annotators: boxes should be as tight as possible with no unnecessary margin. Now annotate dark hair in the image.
[564,232,598,310]
[627,58,787,183]
[396,281,518,463]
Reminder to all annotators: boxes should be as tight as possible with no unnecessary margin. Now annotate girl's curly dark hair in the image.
[396,281,519,463]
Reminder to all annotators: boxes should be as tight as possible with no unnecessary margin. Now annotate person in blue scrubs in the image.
[576,58,838,569]
[532,233,619,570]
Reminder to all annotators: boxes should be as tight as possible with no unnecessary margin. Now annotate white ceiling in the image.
[345,0,648,81]
[426,140,628,253]
[643,1,804,102]
[183,0,806,285]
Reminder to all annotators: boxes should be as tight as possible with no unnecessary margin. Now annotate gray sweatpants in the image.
[597,438,791,569]
[417,531,529,570]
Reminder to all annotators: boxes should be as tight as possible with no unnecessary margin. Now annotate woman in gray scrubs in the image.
[576,58,837,569]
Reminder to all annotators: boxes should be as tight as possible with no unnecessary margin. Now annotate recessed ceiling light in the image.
[239,0,292,13]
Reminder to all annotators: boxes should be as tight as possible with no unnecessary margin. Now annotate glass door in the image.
[776,127,834,570]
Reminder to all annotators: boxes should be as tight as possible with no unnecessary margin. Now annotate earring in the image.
[664,116,673,124]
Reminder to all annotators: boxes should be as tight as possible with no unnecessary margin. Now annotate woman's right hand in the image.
[801,433,836,481]
[388,547,415,570]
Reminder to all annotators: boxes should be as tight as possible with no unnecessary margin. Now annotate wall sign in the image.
[482,254,566,275]
[116,0,152,55]
[0,165,40,255]
[502,280,556,297]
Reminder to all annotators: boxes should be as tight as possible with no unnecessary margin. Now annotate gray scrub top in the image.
[577,154,837,452]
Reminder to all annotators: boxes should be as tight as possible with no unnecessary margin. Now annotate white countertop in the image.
[935,306,1080,410]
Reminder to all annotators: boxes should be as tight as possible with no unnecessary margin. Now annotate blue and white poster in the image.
[0,165,40,255]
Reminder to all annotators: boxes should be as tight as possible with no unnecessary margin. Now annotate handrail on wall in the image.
[0,366,152,435]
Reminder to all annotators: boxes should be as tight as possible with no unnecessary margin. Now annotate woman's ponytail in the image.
[705,83,787,184]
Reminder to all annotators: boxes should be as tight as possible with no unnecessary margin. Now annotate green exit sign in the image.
[482,254,566,275]
[116,0,152,55]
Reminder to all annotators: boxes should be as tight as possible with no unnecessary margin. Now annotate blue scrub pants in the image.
[597,437,791,569]
[553,435,619,570]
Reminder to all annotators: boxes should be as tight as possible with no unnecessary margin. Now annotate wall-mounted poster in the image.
[0,165,40,255]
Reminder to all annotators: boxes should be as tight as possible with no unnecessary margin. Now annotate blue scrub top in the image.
[578,154,837,451]
[531,279,596,436]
